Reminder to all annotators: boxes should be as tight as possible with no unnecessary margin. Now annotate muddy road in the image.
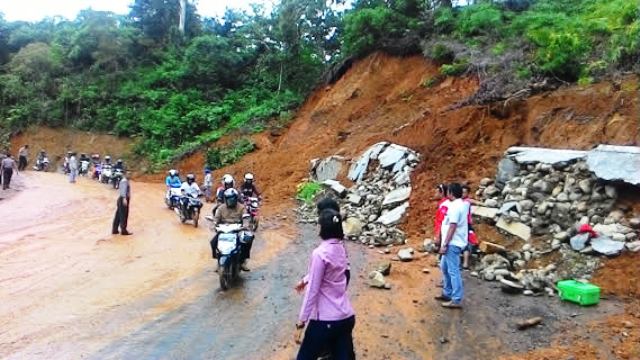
[0,173,624,359]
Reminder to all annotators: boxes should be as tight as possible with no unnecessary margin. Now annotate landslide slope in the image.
[182,52,639,238]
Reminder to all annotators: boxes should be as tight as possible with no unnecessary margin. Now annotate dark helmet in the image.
[186,173,196,184]
[223,188,239,208]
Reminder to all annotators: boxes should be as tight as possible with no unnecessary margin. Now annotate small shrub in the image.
[434,7,456,34]
[430,43,454,63]
[205,138,256,170]
[516,66,532,80]
[422,75,443,88]
[491,42,507,56]
[456,4,504,37]
[440,60,469,76]
[296,181,322,204]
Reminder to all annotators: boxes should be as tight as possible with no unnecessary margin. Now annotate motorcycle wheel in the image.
[220,264,232,290]
[193,208,200,228]
[179,210,187,223]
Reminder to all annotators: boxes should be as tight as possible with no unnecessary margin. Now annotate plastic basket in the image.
[557,280,600,306]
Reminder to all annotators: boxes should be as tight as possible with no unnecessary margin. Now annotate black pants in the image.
[2,169,13,190]
[297,315,356,360]
[18,156,27,171]
[112,197,129,233]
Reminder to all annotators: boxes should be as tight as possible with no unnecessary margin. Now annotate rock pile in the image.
[298,142,420,247]
[474,155,640,256]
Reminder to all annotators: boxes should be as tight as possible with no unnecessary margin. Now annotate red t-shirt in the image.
[463,197,473,225]
[434,198,449,238]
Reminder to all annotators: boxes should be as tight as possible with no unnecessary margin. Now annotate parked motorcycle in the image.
[111,168,124,189]
[79,160,91,176]
[215,224,254,290]
[33,157,50,172]
[165,187,182,209]
[174,194,203,227]
[245,197,260,231]
[100,164,113,184]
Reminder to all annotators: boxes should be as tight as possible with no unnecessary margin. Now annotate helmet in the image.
[105,156,112,162]
[222,174,235,189]
[116,159,123,164]
[244,173,254,182]
[169,169,178,177]
[81,153,86,156]
[40,149,46,154]
[223,188,239,207]
[91,154,99,159]
[186,173,196,184]
[67,151,72,156]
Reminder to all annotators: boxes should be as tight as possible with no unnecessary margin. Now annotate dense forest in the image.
[0,0,638,169]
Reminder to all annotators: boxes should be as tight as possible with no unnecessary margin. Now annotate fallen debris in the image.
[516,317,543,330]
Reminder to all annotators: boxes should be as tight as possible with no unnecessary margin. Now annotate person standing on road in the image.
[435,183,469,309]
[294,209,355,360]
[112,171,132,235]
[203,168,213,202]
[1,153,19,190]
[68,152,78,183]
[18,145,29,171]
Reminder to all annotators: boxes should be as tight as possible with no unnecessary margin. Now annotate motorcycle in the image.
[165,187,182,209]
[215,224,254,290]
[33,157,50,172]
[174,194,203,227]
[111,168,124,189]
[100,165,113,184]
[92,163,102,180]
[79,160,91,176]
[245,197,260,231]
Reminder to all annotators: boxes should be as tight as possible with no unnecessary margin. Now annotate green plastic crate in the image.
[557,280,600,306]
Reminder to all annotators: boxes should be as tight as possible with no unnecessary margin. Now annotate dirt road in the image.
[0,173,625,360]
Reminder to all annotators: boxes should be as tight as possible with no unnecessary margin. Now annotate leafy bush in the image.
[456,4,504,37]
[434,7,456,34]
[440,60,469,76]
[296,181,322,204]
[343,6,415,57]
[430,43,454,63]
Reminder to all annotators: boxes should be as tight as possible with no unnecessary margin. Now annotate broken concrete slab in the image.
[377,202,409,226]
[310,156,345,182]
[591,236,625,256]
[496,217,532,241]
[506,146,587,164]
[382,186,411,207]
[479,241,507,254]
[378,144,411,169]
[393,169,411,186]
[322,179,348,198]
[499,201,520,215]
[472,206,499,220]
[586,145,640,186]
[347,142,389,182]
[570,233,590,251]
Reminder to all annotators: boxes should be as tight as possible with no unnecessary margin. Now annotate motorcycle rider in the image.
[240,173,262,201]
[165,169,182,190]
[180,173,201,212]
[210,188,251,271]
[91,154,101,179]
[79,153,90,174]
[114,159,125,171]
[216,174,236,202]
[63,151,72,174]
[35,150,48,170]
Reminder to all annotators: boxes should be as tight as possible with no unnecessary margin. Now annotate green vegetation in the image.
[1,0,638,163]
[296,181,322,204]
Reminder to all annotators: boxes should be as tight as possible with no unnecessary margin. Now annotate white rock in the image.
[591,236,625,256]
[594,223,634,236]
[472,206,499,219]
[625,241,640,252]
[382,186,412,207]
[605,185,617,198]
[377,202,409,226]
[496,217,532,241]
[368,271,386,288]
[398,248,414,262]
[612,233,626,242]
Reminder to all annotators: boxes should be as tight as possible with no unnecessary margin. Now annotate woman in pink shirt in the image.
[295,209,355,359]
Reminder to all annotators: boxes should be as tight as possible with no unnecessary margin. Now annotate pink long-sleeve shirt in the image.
[299,239,354,322]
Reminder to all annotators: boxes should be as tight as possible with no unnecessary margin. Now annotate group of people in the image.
[165,169,262,271]
[433,182,479,309]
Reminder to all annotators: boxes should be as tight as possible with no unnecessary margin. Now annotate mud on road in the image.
[0,173,628,359]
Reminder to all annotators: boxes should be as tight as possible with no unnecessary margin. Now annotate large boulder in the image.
[310,156,345,182]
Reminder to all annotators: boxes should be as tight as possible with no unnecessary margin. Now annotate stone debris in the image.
[496,217,532,241]
[299,143,420,249]
[397,248,414,262]
[309,156,345,182]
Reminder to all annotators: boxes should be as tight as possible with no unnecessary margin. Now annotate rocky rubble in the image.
[465,146,640,295]
[299,142,420,248]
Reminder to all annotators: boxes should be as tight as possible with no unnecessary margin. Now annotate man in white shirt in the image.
[180,173,201,212]
[435,183,469,308]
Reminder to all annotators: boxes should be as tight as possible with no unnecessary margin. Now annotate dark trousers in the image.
[18,156,27,171]
[112,197,129,233]
[2,169,13,190]
[297,315,356,360]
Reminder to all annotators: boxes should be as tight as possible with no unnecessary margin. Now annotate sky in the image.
[0,0,274,22]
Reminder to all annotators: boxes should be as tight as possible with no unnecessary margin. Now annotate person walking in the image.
[112,171,132,235]
[203,168,213,202]
[18,145,29,171]
[68,152,78,183]
[1,153,19,190]
[294,209,355,360]
[435,183,469,309]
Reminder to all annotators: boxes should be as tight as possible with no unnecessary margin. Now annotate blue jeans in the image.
[441,245,464,303]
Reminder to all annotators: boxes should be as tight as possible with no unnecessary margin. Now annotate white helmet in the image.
[222,174,235,188]
[244,173,254,181]
[169,169,178,176]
